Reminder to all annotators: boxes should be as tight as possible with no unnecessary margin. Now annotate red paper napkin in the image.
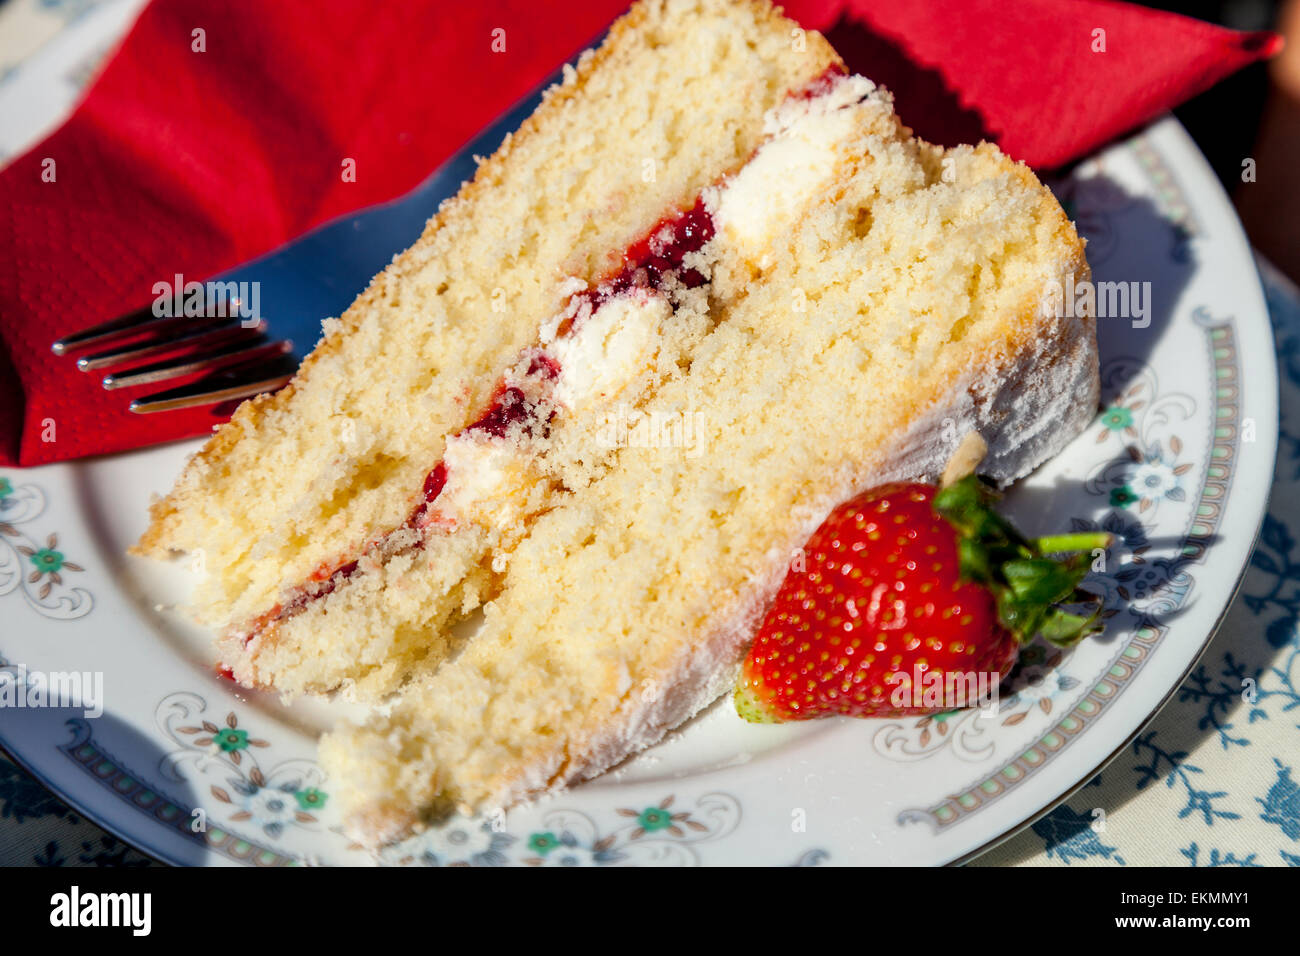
[0,0,1280,466]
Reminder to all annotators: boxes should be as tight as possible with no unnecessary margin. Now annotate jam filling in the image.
[237,200,717,650]
[790,63,849,102]
[556,199,715,337]
[610,199,716,293]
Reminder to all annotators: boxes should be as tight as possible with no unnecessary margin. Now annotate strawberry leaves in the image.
[933,475,1107,647]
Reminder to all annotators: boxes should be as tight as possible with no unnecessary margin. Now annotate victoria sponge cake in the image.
[136,0,1098,847]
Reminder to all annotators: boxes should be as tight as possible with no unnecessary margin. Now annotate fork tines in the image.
[51,295,296,412]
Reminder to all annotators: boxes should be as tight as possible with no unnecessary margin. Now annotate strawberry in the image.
[735,475,1108,721]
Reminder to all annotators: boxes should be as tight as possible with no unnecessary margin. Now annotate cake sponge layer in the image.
[135,0,840,636]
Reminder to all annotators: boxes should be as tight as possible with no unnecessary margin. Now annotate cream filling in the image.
[436,434,532,526]
[437,291,669,526]
[548,291,669,412]
[434,77,877,528]
[705,73,878,256]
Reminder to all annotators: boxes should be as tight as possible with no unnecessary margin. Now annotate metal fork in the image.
[49,85,547,414]
[52,300,297,413]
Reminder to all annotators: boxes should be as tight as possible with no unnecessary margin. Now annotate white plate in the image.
[0,113,1277,866]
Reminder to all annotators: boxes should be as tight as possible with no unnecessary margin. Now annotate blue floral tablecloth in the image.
[1,0,1297,868]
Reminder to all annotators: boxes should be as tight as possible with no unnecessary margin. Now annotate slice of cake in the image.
[134,0,841,697]
[320,108,1096,845]
[137,0,1098,848]
[214,66,900,701]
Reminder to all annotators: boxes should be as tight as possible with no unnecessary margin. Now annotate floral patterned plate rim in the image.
[0,110,1277,865]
